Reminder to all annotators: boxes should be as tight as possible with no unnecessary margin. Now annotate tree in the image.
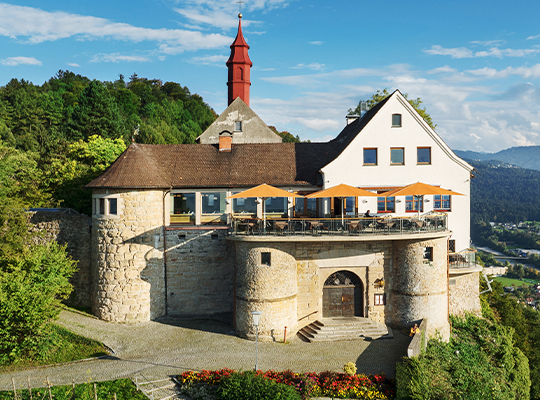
[68,80,127,142]
[348,88,436,130]
[0,241,77,362]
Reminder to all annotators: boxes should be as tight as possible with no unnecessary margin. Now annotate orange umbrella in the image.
[382,182,464,215]
[306,184,378,224]
[381,182,464,197]
[227,183,304,200]
[305,183,378,199]
[227,184,303,232]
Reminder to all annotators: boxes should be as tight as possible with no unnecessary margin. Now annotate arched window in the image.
[236,67,244,80]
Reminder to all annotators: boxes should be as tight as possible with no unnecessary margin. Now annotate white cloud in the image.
[527,34,540,40]
[172,0,289,30]
[424,45,474,59]
[0,56,41,66]
[291,63,325,71]
[424,44,540,59]
[66,62,80,67]
[309,41,323,45]
[466,64,540,79]
[428,66,458,74]
[189,55,228,66]
[470,40,505,46]
[90,53,151,63]
[0,3,231,52]
[247,31,266,35]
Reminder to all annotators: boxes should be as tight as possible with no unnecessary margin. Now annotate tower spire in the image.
[226,13,252,106]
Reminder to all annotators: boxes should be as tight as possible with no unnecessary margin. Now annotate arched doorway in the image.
[323,271,363,318]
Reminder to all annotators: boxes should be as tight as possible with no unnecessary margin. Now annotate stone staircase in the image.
[297,317,393,342]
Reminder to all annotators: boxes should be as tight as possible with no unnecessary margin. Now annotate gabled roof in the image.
[196,97,281,144]
[86,142,342,189]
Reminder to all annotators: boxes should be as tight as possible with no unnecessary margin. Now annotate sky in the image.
[1,0,540,153]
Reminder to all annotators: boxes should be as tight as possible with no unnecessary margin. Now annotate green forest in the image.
[470,159,540,223]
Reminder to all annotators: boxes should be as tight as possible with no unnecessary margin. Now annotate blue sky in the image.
[1,0,540,152]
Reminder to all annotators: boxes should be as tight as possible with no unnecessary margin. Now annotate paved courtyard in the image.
[0,310,409,390]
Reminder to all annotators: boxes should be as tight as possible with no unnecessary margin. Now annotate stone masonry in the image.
[92,189,164,322]
[30,210,92,308]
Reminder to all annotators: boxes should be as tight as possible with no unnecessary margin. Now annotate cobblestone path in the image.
[0,310,408,390]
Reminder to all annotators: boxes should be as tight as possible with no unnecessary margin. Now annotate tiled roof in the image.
[86,142,342,189]
[87,98,387,190]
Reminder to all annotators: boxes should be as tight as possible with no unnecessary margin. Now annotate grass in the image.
[493,276,530,287]
[0,379,148,400]
[0,324,108,373]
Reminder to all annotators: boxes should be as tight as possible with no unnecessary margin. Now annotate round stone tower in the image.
[234,242,297,341]
[391,236,450,340]
[91,189,165,323]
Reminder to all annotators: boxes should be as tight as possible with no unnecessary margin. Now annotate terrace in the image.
[230,213,448,237]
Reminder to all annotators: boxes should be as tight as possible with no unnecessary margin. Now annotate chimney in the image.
[219,134,232,152]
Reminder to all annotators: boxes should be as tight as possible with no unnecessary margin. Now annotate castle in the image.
[86,14,481,341]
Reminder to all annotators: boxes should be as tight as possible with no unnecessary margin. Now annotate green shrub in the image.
[217,371,301,400]
[0,241,77,363]
[396,314,530,400]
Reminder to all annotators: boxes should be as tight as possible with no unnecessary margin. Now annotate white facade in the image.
[322,91,473,251]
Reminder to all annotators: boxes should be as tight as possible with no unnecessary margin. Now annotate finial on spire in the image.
[236,0,245,16]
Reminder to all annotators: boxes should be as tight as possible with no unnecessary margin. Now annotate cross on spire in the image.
[236,0,245,14]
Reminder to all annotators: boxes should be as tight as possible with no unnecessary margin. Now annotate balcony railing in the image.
[449,248,477,269]
[230,214,448,237]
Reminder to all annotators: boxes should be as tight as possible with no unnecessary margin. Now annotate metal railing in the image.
[449,248,477,269]
[230,214,448,237]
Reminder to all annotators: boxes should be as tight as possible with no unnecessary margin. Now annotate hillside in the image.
[469,159,540,222]
[455,146,540,171]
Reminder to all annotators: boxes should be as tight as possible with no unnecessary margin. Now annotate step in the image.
[297,318,393,343]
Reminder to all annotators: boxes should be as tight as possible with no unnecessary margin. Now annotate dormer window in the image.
[235,121,242,131]
[392,114,402,127]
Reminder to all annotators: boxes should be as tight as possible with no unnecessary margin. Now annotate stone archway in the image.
[322,270,363,318]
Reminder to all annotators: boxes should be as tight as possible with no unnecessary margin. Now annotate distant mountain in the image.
[454,146,540,171]
[467,159,540,223]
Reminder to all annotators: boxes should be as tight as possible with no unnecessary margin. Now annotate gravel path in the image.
[0,310,408,390]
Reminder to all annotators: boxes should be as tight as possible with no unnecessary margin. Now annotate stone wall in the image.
[165,227,234,320]
[92,189,164,323]
[449,271,481,316]
[234,242,298,341]
[230,239,393,339]
[30,210,92,308]
[391,237,450,340]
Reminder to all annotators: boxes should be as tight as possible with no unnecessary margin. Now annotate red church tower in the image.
[226,13,252,106]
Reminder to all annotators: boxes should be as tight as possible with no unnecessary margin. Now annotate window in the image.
[295,197,317,217]
[424,247,433,261]
[234,121,242,131]
[434,195,451,211]
[405,196,423,212]
[390,148,404,165]
[374,293,386,306]
[202,192,226,224]
[363,148,377,165]
[377,196,395,213]
[233,195,258,215]
[172,193,196,224]
[99,198,105,215]
[108,198,117,215]
[417,147,431,164]
[392,114,402,127]
[448,239,456,253]
[265,197,288,216]
[261,252,271,266]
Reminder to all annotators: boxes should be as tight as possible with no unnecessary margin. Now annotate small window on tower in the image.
[235,121,242,131]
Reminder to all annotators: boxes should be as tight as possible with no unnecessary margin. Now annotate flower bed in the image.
[178,368,394,399]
